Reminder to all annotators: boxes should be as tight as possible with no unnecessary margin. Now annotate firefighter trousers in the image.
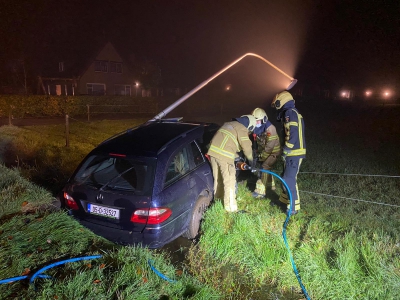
[210,156,237,212]
[279,156,303,213]
[255,154,278,195]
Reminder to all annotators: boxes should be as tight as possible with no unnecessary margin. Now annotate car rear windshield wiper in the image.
[77,163,109,185]
[99,166,136,192]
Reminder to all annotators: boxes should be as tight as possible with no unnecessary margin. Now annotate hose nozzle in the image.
[236,162,251,171]
[286,79,298,91]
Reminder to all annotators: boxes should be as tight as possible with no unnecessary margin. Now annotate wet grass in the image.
[189,185,399,299]
[185,103,400,299]
[0,165,221,299]
[0,118,148,194]
[0,104,400,299]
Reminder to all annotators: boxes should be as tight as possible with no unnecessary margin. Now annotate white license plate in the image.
[87,203,120,219]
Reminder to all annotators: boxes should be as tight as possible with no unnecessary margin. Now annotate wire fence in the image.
[299,190,400,208]
[298,171,400,208]
[300,171,400,178]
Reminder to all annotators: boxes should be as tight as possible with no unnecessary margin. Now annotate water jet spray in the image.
[150,52,297,121]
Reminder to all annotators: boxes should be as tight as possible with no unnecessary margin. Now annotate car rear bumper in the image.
[71,212,183,249]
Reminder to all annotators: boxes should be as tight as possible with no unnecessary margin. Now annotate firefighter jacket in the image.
[254,120,281,161]
[278,101,306,158]
[207,121,253,164]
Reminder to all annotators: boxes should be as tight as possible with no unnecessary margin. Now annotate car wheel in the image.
[182,196,210,239]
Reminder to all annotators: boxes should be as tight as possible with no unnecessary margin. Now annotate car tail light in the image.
[130,208,172,224]
[64,192,79,210]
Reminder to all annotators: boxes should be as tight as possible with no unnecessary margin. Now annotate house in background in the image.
[38,42,138,96]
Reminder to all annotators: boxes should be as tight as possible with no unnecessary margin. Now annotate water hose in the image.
[0,255,102,285]
[259,169,311,300]
[148,259,177,283]
[0,275,51,285]
[29,255,102,284]
[1,255,177,287]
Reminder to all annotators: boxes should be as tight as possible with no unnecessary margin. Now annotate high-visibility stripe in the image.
[220,135,230,149]
[285,149,306,156]
[286,142,294,148]
[298,113,304,149]
[288,122,298,126]
[219,128,239,150]
[288,109,305,154]
[209,145,235,159]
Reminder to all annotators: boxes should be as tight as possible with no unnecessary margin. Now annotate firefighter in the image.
[251,108,281,198]
[271,91,306,215]
[207,115,256,212]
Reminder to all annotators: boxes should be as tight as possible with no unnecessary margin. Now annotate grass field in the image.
[0,100,399,299]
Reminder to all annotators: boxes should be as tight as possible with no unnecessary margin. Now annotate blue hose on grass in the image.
[259,169,311,300]
[148,259,177,283]
[0,255,102,285]
[0,275,51,285]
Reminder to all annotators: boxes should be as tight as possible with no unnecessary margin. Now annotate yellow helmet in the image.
[251,107,268,123]
[271,91,294,110]
[240,114,257,132]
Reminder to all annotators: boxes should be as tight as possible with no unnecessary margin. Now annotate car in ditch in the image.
[60,119,219,248]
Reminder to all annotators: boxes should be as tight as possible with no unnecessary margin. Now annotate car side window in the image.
[165,147,190,184]
[190,141,204,167]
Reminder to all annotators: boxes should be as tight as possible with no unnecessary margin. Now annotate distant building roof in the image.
[37,39,136,79]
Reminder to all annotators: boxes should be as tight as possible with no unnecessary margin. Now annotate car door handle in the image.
[203,171,210,175]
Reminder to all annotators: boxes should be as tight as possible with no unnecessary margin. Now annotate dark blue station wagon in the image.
[61,119,219,248]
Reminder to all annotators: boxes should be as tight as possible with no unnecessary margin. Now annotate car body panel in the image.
[61,120,219,248]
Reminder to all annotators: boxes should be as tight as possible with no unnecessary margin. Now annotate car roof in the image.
[93,120,215,158]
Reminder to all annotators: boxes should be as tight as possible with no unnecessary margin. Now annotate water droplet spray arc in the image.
[149,53,297,122]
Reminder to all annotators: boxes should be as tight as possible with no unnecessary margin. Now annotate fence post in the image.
[65,114,70,147]
[87,104,90,122]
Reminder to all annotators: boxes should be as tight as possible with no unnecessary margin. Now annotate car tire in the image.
[182,196,210,239]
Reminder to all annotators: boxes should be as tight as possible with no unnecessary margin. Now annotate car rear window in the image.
[73,155,154,195]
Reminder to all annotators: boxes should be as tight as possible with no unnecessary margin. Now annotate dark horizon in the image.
[1,0,399,96]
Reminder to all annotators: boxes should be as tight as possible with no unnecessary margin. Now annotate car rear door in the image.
[152,145,196,236]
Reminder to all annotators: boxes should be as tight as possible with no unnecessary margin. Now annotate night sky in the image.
[1,0,399,95]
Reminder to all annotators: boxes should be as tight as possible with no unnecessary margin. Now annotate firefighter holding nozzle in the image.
[251,108,281,198]
[207,115,256,212]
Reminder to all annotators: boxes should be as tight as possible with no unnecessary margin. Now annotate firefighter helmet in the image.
[271,91,294,110]
[240,114,257,132]
[251,108,268,123]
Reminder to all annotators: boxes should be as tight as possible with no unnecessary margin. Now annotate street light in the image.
[135,82,139,97]
[150,52,297,121]
[341,91,350,99]
[365,90,372,96]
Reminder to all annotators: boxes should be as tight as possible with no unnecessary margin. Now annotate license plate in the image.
[87,203,120,219]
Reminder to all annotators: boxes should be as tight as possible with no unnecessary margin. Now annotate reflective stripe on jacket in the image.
[282,108,306,157]
[207,121,253,163]
[257,122,281,160]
